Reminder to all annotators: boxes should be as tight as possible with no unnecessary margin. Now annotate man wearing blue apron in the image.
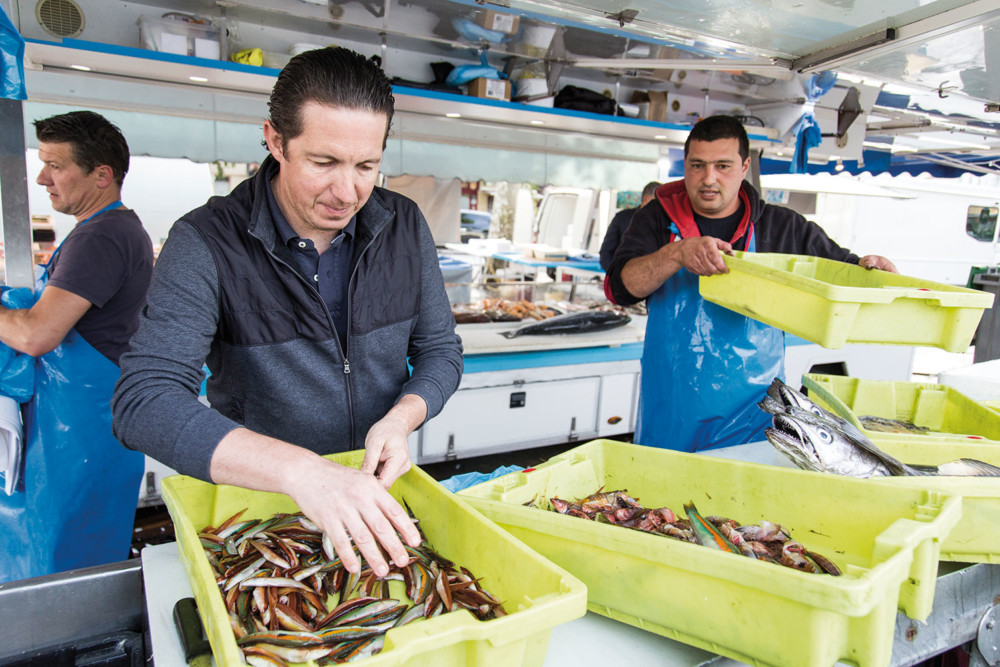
[0,111,153,582]
[606,115,896,452]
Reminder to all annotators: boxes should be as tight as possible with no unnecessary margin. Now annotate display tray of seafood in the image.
[446,281,646,325]
[458,439,961,667]
[162,451,586,667]
[761,373,1000,564]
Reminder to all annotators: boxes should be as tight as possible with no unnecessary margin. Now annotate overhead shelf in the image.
[22,38,781,148]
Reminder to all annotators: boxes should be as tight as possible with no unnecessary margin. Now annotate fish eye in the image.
[818,429,833,443]
[809,406,824,417]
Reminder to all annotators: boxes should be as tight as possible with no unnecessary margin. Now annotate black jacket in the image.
[607,180,859,305]
[113,156,463,481]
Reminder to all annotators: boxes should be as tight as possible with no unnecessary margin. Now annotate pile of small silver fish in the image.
[545,489,841,575]
[198,507,506,666]
[759,378,1000,478]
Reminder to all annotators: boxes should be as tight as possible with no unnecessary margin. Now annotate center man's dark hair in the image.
[684,115,750,162]
[33,110,130,186]
[268,47,395,149]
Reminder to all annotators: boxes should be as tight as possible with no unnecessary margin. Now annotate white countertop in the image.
[457,316,646,355]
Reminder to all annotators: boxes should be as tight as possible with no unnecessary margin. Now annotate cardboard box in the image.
[468,77,512,101]
[630,90,668,122]
[475,9,520,34]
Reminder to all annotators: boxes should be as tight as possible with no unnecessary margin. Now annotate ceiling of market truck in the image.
[7,0,1000,179]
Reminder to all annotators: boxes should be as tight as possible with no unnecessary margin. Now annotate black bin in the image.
[974,271,1000,363]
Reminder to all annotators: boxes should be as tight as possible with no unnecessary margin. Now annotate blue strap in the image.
[44,200,122,269]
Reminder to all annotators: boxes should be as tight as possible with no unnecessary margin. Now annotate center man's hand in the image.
[361,412,413,489]
[675,236,733,276]
[286,456,422,578]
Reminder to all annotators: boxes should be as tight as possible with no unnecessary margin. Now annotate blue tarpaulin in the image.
[0,4,26,101]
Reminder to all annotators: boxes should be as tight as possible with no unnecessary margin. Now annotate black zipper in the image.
[253,228,359,447]
[342,214,391,449]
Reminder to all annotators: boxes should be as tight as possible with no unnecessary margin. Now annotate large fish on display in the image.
[759,378,1000,478]
[500,309,631,339]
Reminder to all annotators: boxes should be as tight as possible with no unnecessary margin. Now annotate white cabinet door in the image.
[597,372,639,436]
[419,377,601,462]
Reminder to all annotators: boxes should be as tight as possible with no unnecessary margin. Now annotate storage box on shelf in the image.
[803,373,1000,563]
[458,439,961,667]
[699,252,993,352]
[138,15,222,59]
[162,450,586,666]
[467,77,512,101]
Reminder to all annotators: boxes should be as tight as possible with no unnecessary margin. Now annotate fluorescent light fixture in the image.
[445,113,461,118]
[70,65,91,71]
[793,28,897,73]
[529,120,544,125]
[189,76,209,82]
[776,151,784,156]
[654,134,667,140]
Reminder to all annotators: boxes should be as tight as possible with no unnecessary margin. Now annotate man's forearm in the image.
[620,244,682,300]
[384,394,428,435]
[209,427,318,490]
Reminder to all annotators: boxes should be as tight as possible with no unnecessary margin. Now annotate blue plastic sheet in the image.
[451,17,509,45]
[789,71,837,174]
[439,465,524,493]
[445,52,506,88]
[0,288,35,402]
[0,271,144,583]
[0,4,26,101]
[636,232,783,452]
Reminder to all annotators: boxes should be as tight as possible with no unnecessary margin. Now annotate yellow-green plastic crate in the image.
[698,252,993,351]
[458,439,960,667]
[803,373,1000,563]
[161,450,587,667]
[803,373,1000,446]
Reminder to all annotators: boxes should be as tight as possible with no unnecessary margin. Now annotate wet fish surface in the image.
[500,310,631,338]
[760,378,1000,478]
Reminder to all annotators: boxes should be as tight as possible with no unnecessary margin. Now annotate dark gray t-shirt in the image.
[47,207,154,364]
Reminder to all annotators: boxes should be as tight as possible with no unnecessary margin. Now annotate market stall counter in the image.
[409,279,646,464]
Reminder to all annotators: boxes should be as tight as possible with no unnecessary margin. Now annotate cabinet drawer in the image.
[420,377,600,460]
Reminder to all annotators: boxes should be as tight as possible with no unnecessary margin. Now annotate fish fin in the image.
[936,458,1000,477]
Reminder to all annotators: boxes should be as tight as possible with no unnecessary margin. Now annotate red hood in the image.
[654,179,754,245]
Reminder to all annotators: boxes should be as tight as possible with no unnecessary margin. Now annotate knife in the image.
[173,597,212,667]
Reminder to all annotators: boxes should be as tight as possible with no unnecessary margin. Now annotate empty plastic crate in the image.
[699,252,993,352]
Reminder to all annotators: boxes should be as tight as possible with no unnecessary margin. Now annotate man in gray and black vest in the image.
[113,48,463,577]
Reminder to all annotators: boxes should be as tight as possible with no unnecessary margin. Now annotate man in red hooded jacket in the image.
[605,115,895,452]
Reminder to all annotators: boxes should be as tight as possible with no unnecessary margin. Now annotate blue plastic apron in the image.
[0,202,144,582]
[635,227,784,452]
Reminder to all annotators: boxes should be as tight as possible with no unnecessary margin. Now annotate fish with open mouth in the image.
[760,378,1000,478]
[500,309,631,339]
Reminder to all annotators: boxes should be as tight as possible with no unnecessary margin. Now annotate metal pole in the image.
[0,97,33,288]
